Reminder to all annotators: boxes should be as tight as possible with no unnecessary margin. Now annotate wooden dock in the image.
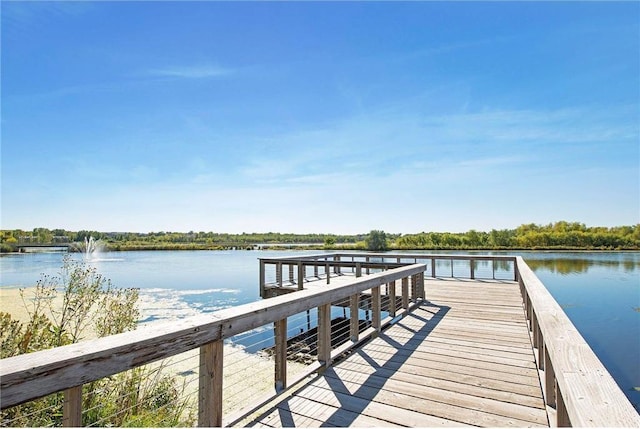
[3,253,638,428]
[248,278,549,427]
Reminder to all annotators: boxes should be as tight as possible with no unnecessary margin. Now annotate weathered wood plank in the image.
[386,324,533,351]
[342,353,540,388]
[0,264,427,408]
[517,257,640,427]
[296,384,470,427]
[322,366,548,423]
[327,365,546,409]
[275,396,405,427]
[363,338,537,370]
[336,359,544,399]
[305,378,547,427]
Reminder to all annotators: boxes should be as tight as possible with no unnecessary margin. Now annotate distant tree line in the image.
[1,221,638,252]
[394,222,640,250]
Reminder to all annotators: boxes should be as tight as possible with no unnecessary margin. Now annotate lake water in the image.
[1,249,638,411]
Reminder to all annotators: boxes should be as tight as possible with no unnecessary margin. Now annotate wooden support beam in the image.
[350,293,359,342]
[544,346,556,407]
[259,260,265,298]
[276,262,282,287]
[288,264,294,284]
[274,319,287,391]
[402,277,409,309]
[63,385,82,427]
[537,330,544,371]
[470,258,475,279]
[317,304,331,366]
[557,387,570,427]
[411,275,418,300]
[297,262,304,291]
[431,258,436,278]
[531,310,539,348]
[388,280,396,317]
[371,286,381,331]
[199,340,223,427]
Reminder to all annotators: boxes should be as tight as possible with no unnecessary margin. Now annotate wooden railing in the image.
[0,263,426,427]
[516,257,640,427]
[3,254,638,427]
[259,252,518,297]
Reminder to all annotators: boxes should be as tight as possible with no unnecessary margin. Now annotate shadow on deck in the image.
[245,279,549,427]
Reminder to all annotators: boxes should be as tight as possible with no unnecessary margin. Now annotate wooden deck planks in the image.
[247,278,549,427]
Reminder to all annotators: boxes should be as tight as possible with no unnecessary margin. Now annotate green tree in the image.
[323,236,336,249]
[365,230,388,251]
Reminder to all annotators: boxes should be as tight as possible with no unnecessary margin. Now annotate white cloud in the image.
[147,65,233,79]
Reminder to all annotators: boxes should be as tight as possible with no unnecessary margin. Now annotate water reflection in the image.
[524,256,640,275]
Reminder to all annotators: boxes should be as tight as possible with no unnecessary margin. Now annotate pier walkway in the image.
[248,278,549,427]
[2,253,638,428]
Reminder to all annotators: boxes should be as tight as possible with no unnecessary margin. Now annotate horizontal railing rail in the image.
[516,257,640,427]
[259,253,517,297]
[0,263,426,427]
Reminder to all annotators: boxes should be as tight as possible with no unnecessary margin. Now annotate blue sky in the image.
[2,1,638,234]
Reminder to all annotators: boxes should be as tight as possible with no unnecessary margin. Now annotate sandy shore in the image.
[0,286,63,324]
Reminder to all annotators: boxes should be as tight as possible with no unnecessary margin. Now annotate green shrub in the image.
[0,257,195,427]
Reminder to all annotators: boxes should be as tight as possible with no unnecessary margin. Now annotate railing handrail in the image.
[260,252,518,263]
[0,263,426,410]
[515,257,640,427]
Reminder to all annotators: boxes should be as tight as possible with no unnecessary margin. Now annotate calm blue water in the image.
[1,250,638,410]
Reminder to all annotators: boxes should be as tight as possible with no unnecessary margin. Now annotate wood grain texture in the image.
[0,263,426,409]
[517,257,640,427]
[249,278,550,427]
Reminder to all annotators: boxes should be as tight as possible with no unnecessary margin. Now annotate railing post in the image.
[402,277,409,309]
[531,310,539,349]
[199,340,223,427]
[411,275,418,300]
[557,388,570,427]
[366,256,370,274]
[259,260,266,298]
[431,258,436,278]
[325,263,330,284]
[276,262,282,287]
[318,304,331,366]
[350,293,359,342]
[297,262,304,291]
[334,255,341,275]
[470,258,475,279]
[372,286,381,331]
[274,318,287,391]
[537,326,544,371]
[63,386,82,427]
[388,280,396,317]
[314,259,319,278]
[355,262,362,278]
[288,264,294,284]
[544,346,556,408]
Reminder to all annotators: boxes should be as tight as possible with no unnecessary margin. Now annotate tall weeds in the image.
[0,256,195,427]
